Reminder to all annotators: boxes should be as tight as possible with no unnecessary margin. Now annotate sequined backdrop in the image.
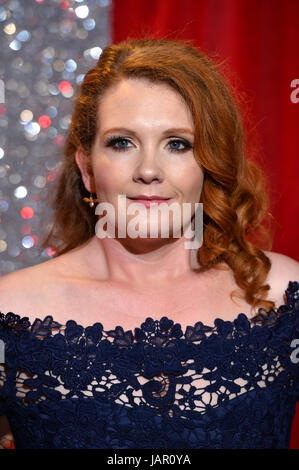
[0,0,111,276]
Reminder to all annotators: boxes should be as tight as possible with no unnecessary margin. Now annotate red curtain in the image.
[111,0,299,448]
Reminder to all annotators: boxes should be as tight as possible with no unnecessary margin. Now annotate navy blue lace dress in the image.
[0,280,298,449]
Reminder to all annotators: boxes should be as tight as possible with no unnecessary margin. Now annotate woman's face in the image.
[76,77,204,244]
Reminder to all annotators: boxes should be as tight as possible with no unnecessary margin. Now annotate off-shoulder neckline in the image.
[0,280,298,340]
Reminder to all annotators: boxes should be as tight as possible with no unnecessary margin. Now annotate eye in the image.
[103,136,193,153]
[168,139,192,153]
[104,136,133,152]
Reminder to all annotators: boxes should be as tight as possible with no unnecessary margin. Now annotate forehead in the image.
[97,78,194,128]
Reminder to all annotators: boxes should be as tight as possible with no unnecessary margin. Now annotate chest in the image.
[55,275,258,332]
[3,271,285,417]
[8,288,283,416]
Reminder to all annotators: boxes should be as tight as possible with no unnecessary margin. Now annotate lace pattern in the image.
[0,280,298,449]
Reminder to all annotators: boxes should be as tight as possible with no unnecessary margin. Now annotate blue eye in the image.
[104,136,193,153]
[168,139,192,152]
[104,136,133,151]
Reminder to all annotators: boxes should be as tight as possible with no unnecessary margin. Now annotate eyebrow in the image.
[101,127,194,137]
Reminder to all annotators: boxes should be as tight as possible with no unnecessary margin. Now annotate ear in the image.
[75,147,96,193]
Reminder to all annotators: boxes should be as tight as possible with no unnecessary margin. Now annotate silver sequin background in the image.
[0,0,111,276]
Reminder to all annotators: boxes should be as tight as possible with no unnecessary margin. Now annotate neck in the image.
[81,233,203,289]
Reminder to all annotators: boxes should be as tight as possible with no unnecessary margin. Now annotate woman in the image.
[0,37,298,449]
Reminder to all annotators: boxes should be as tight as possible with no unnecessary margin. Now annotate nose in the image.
[132,147,164,184]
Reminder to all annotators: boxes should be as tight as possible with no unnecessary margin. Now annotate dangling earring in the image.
[83,192,100,208]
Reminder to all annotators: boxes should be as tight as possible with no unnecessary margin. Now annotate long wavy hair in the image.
[40,37,278,314]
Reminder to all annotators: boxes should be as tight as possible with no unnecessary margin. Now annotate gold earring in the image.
[83,192,100,208]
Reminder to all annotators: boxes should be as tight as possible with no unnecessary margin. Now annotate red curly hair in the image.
[40,37,278,315]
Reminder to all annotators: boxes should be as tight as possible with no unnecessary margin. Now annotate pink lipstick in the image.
[127,195,172,208]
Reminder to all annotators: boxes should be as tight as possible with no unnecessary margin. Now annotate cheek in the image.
[172,166,204,200]
[93,162,126,195]
[191,174,204,199]
[188,164,204,198]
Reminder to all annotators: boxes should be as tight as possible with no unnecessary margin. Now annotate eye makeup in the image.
[103,135,193,153]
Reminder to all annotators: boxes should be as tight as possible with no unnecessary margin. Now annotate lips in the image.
[127,195,172,207]
[128,195,171,200]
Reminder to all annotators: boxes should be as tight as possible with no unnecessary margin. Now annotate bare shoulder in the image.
[263,250,299,305]
[0,249,81,289]
[0,257,64,317]
[0,248,98,320]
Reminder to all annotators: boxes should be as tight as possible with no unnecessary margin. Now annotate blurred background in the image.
[0,0,111,273]
[0,0,298,448]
